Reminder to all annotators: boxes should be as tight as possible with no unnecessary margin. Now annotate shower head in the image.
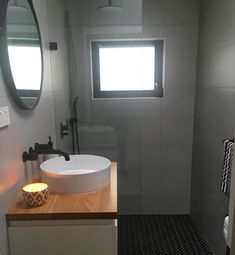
[98,0,122,13]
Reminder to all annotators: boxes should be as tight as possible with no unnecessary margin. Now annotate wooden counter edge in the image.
[6,162,117,221]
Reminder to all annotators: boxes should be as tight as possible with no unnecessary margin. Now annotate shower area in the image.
[65,0,194,215]
[56,0,235,254]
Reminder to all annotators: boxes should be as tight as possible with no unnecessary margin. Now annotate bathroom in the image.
[0,0,235,254]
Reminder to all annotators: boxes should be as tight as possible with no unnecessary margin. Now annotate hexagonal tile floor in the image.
[118,215,213,255]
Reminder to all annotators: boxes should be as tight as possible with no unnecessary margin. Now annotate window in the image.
[7,39,42,91]
[91,40,164,98]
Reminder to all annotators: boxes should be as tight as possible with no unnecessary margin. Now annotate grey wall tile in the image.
[142,0,164,25]
[161,88,195,117]
[142,194,161,214]
[118,194,141,215]
[199,0,235,52]
[90,100,107,121]
[118,168,141,195]
[142,169,161,214]
[160,167,191,214]
[161,145,192,172]
[165,57,197,87]
[160,193,191,214]
[102,100,142,119]
[142,145,161,172]
[67,0,198,215]
[198,45,235,88]
[118,145,142,170]
[141,98,161,118]
[161,118,194,145]
[142,171,160,195]
[142,25,165,37]
[117,118,142,146]
[164,25,198,57]
[142,118,161,145]
[163,0,199,25]
[191,0,235,254]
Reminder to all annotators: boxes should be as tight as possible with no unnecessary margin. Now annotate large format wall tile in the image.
[160,167,191,213]
[199,0,235,53]
[165,57,197,87]
[192,87,235,254]
[198,45,235,88]
[142,0,164,25]
[191,0,235,254]
[142,118,161,145]
[161,88,195,117]
[161,145,192,172]
[164,25,198,58]
[162,0,199,25]
[161,118,194,145]
[66,0,199,215]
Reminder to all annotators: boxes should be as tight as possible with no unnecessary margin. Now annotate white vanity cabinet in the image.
[8,219,117,255]
[7,164,118,255]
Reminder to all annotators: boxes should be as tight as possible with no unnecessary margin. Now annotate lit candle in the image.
[22,183,49,207]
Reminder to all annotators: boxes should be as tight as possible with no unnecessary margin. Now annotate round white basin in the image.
[40,155,111,194]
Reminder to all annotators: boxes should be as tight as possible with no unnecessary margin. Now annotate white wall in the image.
[66,0,199,214]
[0,0,70,254]
[47,0,71,152]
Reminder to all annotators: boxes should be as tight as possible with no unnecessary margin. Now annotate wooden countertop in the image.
[6,163,117,221]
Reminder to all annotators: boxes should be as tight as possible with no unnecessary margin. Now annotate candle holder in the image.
[22,183,49,207]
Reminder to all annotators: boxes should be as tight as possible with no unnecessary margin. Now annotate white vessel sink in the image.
[40,155,111,194]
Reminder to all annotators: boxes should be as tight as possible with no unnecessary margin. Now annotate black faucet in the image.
[22,137,70,162]
[34,136,53,150]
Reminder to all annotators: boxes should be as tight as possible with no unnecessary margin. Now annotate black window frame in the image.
[91,39,164,98]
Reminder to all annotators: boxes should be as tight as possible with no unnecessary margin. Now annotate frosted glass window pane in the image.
[99,46,155,91]
[8,45,42,90]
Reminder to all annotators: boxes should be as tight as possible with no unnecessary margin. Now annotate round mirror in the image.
[0,0,43,109]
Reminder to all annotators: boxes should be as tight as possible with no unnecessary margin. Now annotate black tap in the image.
[22,137,70,162]
[35,136,53,150]
[22,147,38,162]
[34,148,70,161]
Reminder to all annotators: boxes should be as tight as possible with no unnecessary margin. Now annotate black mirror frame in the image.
[0,0,43,110]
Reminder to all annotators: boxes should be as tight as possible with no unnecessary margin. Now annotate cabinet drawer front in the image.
[9,224,117,255]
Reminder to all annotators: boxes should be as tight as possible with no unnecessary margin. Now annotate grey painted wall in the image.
[66,0,199,214]
[191,0,235,254]
[0,0,70,254]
